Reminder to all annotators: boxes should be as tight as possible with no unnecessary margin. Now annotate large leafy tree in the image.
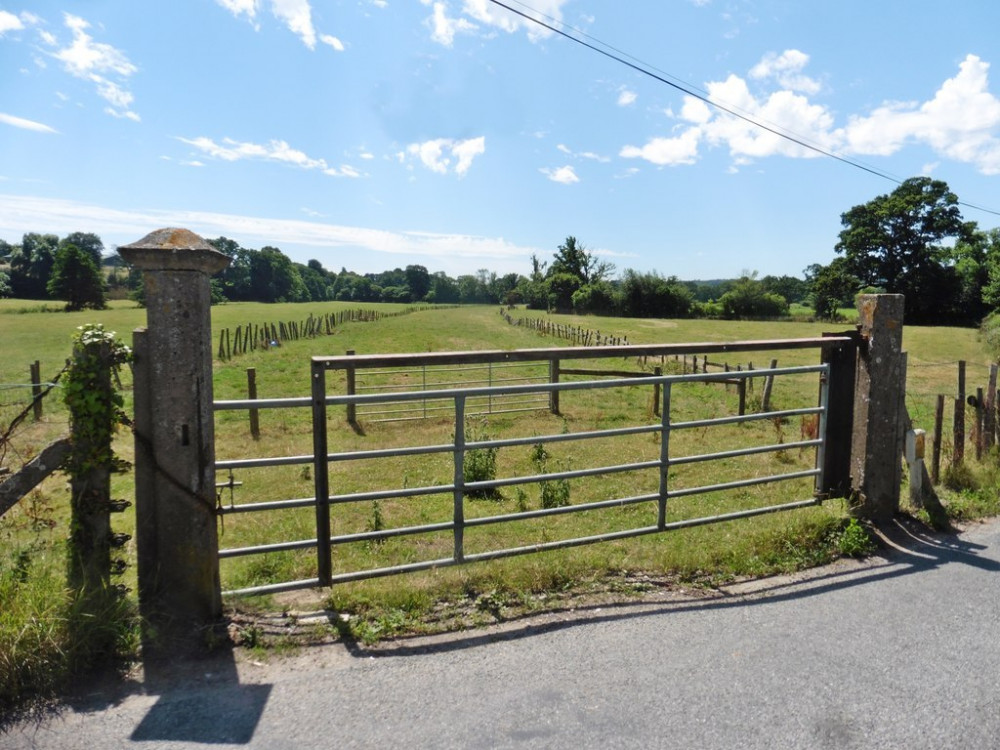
[835,177,974,323]
[208,236,253,301]
[549,236,614,285]
[9,232,58,299]
[807,257,860,320]
[405,264,431,302]
[619,270,693,318]
[59,232,104,268]
[47,243,106,311]
[718,272,789,319]
[250,246,308,302]
[978,229,1000,309]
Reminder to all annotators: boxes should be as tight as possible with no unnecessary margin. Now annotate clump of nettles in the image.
[531,443,570,509]
[463,419,501,500]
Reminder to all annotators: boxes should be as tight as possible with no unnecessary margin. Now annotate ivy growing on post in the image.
[63,324,132,600]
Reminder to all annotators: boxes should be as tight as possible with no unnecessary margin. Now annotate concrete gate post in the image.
[120,228,230,649]
[850,294,906,522]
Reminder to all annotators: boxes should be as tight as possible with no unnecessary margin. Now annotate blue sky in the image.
[2,1,999,281]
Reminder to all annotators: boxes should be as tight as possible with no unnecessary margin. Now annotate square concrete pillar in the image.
[120,229,230,651]
[851,294,906,522]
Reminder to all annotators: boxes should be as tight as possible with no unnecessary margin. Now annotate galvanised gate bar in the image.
[213,337,856,597]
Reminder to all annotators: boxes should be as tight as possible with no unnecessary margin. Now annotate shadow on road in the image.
[127,649,271,745]
[339,516,1000,660]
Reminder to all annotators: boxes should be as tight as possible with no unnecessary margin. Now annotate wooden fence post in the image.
[932,394,944,484]
[66,340,113,599]
[30,360,42,421]
[346,350,357,426]
[549,358,560,415]
[653,366,662,416]
[247,367,260,440]
[820,331,859,499]
[985,364,998,452]
[760,359,779,412]
[976,386,984,461]
[954,361,966,465]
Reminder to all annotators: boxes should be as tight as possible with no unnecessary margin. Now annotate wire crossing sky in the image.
[488,0,1000,218]
[1,1,999,279]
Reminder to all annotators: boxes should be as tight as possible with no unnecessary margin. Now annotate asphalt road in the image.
[5,517,1000,749]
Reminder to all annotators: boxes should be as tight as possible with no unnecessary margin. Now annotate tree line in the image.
[2,176,998,324]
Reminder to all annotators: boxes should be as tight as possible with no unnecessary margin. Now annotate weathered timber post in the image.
[850,294,906,522]
[549,358,561,415]
[932,394,944,484]
[820,331,860,498]
[954,361,966,465]
[976,386,985,460]
[30,360,43,421]
[760,359,779,412]
[120,228,230,651]
[66,340,114,597]
[652,366,662,417]
[345,349,357,426]
[247,367,260,440]
[985,365,998,452]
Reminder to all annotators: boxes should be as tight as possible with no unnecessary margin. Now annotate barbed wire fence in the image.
[0,361,70,475]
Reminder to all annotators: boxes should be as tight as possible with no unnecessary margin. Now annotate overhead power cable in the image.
[486,0,1000,219]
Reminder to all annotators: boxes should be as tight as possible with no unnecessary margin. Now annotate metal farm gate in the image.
[212,338,857,597]
[214,336,855,595]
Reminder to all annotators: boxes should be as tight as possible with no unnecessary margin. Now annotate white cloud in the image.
[52,14,140,121]
[0,193,543,266]
[622,51,1000,175]
[215,0,260,24]
[842,54,1000,174]
[320,34,345,51]
[55,14,137,78]
[750,50,821,95]
[620,129,701,166]
[427,2,477,47]
[178,135,362,177]
[556,144,609,163]
[425,0,569,45]
[217,0,341,51]
[0,112,58,134]
[462,0,567,41]
[618,89,638,107]
[451,136,486,174]
[0,10,23,34]
[271,0,317,49]
[540,165,579,184]
[406,136,485,175]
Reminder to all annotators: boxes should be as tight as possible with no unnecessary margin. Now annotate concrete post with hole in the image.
[120,228,230,651]
[850,293,906,522]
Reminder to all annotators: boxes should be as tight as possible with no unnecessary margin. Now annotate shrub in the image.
[837,518,875,558]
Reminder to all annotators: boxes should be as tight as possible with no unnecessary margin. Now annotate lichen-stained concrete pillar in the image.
[851,294,906,522]
[120,228,230,650]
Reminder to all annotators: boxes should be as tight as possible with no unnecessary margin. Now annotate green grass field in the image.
[1,299,997,706]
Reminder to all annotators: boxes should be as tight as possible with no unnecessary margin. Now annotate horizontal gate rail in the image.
[311,337,853,371]
[216,357,839,597]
